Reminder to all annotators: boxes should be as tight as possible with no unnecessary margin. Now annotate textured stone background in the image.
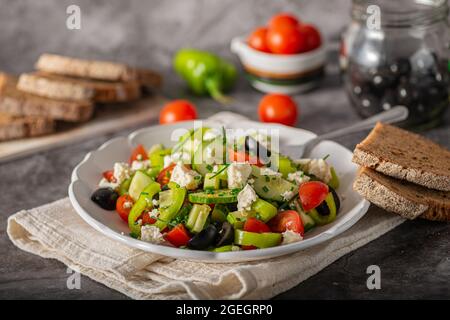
[0,0,449,299]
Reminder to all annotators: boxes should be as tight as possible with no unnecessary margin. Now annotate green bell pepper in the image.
[153,182,187,230]
[174,49,237,104]
[234,230,282,248]
[128,181,161,237]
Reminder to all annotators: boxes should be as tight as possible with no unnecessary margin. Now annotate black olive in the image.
[356,93,381,117]
[315,199,330,216]
[161,184,170,191]
[187,224,218,250]
[244,136,271,164]
[396,81,416,106]
[91,188,119,210]
[370,69,395,92]
[330,187,340,213]
[215,222,234,247]
[389,58,411,78]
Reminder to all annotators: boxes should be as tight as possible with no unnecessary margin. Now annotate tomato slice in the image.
[165,224,191,247]
[140,211,157,225]
[129,144,148,164]
[298,181,329,212]
[116,194,134,223]
[268,210,304,236]
[244,217,271,233]
[156,163,176,186]
[241,245,257,250]
[228,149,264,167]
[103,170,116,182]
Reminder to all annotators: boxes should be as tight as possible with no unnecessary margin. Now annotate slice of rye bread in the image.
[35,53,137,82]
[0,112,54,141]
[354,167,450,221]
[0,73,93,122]
[17,72,141,103]
[353,122,450,191]
[35,53,163,90]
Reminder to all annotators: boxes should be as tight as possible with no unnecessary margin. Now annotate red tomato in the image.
[116,195,134,223]
[156,163,176,186]
[299,24,322,52]
[244,218,271,233]
[165,224,191,247]
[258,93,298,126]
[241,245,257,250]
[228,149,264,167]
[248,27,270,52]
[141,211,157,225]
[266,25,306,54]
[159,100,197,124]
[268,210,304,236]
[129,144,148,164]
[268,13,300,30]
[103,170,115,182]
[298,181,329,212]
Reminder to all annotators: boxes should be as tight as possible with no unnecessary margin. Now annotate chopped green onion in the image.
[323,154,330,160]
[210,163,230,178]
[262,186,269,193]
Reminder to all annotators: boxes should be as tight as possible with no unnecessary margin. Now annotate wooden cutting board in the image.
[0,95,166,163]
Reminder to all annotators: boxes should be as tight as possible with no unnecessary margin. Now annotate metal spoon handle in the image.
[302,106,409,156]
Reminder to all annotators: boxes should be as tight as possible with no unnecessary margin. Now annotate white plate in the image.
[69,120,369,263]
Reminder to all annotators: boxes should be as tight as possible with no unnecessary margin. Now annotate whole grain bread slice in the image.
[17,72,141,103]
[354,167,450,221]
[353,122,450,191]
[0,112,54,141]
[35,53,137,82]
[35,54,162,91]
[0,73,93,122]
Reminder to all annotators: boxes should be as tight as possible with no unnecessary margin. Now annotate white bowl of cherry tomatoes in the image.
[231,13,326,94]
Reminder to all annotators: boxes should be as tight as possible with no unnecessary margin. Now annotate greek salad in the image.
[90,127,340,252]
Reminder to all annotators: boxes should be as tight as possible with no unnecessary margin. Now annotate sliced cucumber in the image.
[251,198,277,222]
[118,177,132,196]
[128,171,153,201]
[186,204,211,233]
[147,143,163,158]
[192,141,213,176]
[188,189,238,204]
[226,213,244,229]
[203,173,220,190]
[299,210,316,232]
[251,166,297,202]
[277,155,297,178]
[158,189,173,208]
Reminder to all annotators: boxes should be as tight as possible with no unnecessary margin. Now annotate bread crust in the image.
[0,73,93,122]
[35,54,137,82]
[353,168,450,221]
[0,113,54,141]
[352,123,450,191]
[17,72,141,103]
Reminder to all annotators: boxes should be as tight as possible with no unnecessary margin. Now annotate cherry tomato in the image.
[248,27,270,52]
[228,149,264,167]
[268,210,304,236]
[299,24,322,52]
[156,163,176,186]
[103,170,115,182]
[266,25,306,54]
[244,218,271,233]
[116,194,134,223]
[268,13,300,30]
[298,181,329,212]
[141,211,157,225]
[129,144,148,164]
[258,93,298,126]
[165,224,191,247]
[159,100,197,124]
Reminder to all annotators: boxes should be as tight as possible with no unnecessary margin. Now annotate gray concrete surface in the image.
[0,0,449,299]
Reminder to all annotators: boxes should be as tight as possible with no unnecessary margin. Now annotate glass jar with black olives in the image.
[342,0,450,129]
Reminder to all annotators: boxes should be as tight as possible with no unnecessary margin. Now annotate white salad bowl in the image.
[69,119,369,263]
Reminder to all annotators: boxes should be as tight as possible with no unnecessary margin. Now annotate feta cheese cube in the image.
[170,163,202,190]
[282,230,303,245]
[227,162,252,189]
[140,225,164,244]
[98,178,119,189]
[131,159,151,171]
[295,158,331,183]
[260,167,282,177]
[237,184,257,211]
[281,190,295,202]
[163,155,172,168]
[113,162,131,185]
[287,170,310,185]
